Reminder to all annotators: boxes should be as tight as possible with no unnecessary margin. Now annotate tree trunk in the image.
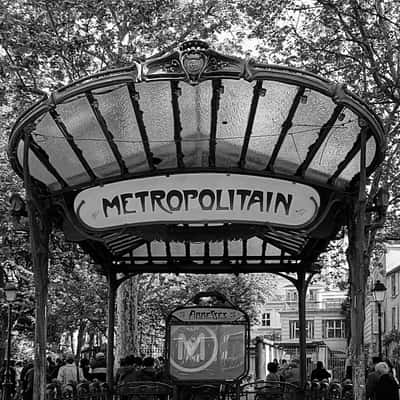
[76,320,87,360]
[69,330,75,355]
[0,311,7,361]
[116,275,139,365]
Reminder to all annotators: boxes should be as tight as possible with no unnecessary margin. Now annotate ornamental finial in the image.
[178,40,210,85]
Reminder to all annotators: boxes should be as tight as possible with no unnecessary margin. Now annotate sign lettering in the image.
[74,173,320,229]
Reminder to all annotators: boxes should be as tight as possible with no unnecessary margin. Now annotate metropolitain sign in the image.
[73,173,320,229]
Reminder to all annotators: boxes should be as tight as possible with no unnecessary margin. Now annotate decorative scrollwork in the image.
[207,56,230,72]
[163,59,181,73]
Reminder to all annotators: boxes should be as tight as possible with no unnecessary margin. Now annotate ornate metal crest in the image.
[179,40,209,85]
[142,39,244,84]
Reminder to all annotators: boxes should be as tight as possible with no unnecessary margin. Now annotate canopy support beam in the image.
[106,270,118,393]
[295,271,313,390]
[24,131,51,400]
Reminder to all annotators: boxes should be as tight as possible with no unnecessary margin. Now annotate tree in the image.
[116,272,276,362]
[47,238,108,358]
[242,1,399,396]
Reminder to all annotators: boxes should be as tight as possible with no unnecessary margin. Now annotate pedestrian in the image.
[46,356,56,382]
[137,357,158,381]
[80,358,90,381]
[116,355,139,385]
[281,359,300,400]
[264,361,281,399]
[90,352,107,382]
[375,361,399,400]
[366,356,382,400]
[21,363,34,400]
[282,360,300,387]
[311,361,331,382]
[57,354,83,385]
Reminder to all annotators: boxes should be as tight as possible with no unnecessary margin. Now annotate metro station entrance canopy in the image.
[7,40,385,399]
[8,40,384,275]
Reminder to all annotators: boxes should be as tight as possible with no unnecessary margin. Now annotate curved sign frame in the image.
[73,172,320,230]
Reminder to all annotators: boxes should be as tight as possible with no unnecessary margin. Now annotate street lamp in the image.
[372,280,386,358]
[2,283,17,400]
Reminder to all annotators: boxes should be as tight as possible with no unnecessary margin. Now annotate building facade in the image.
[368,242,400,361]
[251,281,348,380]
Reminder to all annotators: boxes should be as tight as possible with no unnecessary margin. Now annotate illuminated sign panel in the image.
[73,173,320,229]
[169,325,246,381]
[167,306,249,382]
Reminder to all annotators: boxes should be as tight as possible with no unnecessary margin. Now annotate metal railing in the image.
[43,380,354,400]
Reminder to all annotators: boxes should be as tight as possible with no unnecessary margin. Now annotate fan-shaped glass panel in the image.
[216,80,253,167]
[56,95,120,178]
[136,81,175,169]
[305,108,361,183]
[93,84,148,173]
[179,81,212,167]
[274,89,336,175]
[17,141,61,190]
[247,82,299,170]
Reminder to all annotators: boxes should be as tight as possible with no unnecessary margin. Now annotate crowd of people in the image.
[3,354,400,400]
[0,352,167,400]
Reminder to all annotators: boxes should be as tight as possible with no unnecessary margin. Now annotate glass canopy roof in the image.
[8,40,385,274]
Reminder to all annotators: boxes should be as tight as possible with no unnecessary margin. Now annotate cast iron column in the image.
[297,272,308,392]
[1,304,13,400]
[106,271,117,397]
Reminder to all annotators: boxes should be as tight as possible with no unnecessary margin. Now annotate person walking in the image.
[375,362,399,400]
[311,361,331,382]
[57,354,83,385]
[366,356,382,400]
[90,352,107,382]
[21,363,34,400]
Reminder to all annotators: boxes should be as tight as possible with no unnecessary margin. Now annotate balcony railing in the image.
[281,301,344,312]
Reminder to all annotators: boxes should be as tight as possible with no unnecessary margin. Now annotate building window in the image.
[392,274,397,297]
[261,313,271,327]
[286,290,298,302]
[323,320,345,338]
[309,289,317,301]
[289,320,314,339]
[392,307,397,330]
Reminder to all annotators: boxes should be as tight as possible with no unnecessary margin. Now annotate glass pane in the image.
[247,82,298,170]
[305,109,361,183]
[56,95,120,178]
[136,81,175,169]
[228,240,242,257]
[17,141,61,190]
[274,90,336,175]
[170,242,186,257]
[131,243,148,264]
[93,85,148,173]
[265,244,281,259]
[216,80,253,167]
[33,113,91,185]
[190,243,205,259]
[150,241,167,261]
[337,136,376,186]
[180,81,212,167]
[209,241,223,257]
[247,237,264,263]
